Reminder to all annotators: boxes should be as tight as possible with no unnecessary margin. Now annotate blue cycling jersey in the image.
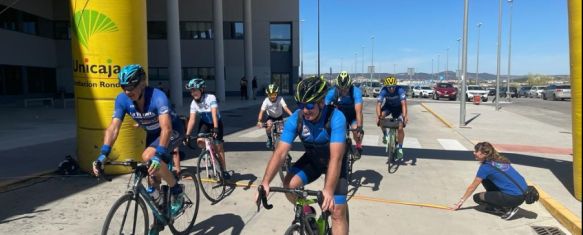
[324,86,363,107]
[377,86,406,109]
[113,87,180,133]
[280,108,346,147]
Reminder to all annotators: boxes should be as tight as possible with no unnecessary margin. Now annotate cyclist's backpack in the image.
[296,105,335,141]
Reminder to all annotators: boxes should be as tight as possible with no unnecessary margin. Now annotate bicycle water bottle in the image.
[316,215,326,235]
[147,186,162,206]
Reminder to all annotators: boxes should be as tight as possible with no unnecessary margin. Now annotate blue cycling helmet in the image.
[118,64,145,87]
[185,77,206,89]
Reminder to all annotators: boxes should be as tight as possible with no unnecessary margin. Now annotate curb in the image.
[533,184,582,235]
[420,103,454,128]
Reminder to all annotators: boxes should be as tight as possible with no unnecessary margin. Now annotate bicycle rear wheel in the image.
[101,193,149,235]
[197,151,226,203]
[387,130,396,173]
[284,223,310,235]
[169,170,200,234]
[277,154,292,184]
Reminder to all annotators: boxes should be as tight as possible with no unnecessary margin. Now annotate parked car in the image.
[542,84,571,101]
[517,86,532,98]
[412,85,434,98]
[529,86,546,98]
[488,88,496,96]
[465,85,489,102]
[499,87,518,98]
[363,81,383,98]
[432,82,457,101]
[401,85,412,98]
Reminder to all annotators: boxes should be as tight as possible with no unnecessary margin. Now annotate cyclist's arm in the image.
[280,97,293,116]
[257,109,265,124]
[325,110,346,194]
[375,102,382,119]
[355,103,363,127]
[354,87,364,127]
[401,100,408,122]
[453,177,482,209]
[103,118,123,146]
[260,142,292,185]
[186,111,197,136]
[211,107,219,128]
[158,113,172,148]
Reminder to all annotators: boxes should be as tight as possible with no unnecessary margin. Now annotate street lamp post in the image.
[317,0,320,77]
[506,0,514,101]
[370,36,375,85]
[446,48,449,80]
[437,54,440,79]
[393,64,397,76]
[476,22,483,85]
[460,0,469,127]
[361,45,365,79]
[457,38,461,80]
[495,0,503,110]
[300,19,304,78]
[354,52,358,75]
[431,58,434,79]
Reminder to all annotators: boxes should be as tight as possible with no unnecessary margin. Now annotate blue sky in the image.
[299,0,570,75]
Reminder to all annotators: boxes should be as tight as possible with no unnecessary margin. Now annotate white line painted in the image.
[438,139,468,151]
[362,134,382,146]
[240,128,266,138]
[404,137,422,149]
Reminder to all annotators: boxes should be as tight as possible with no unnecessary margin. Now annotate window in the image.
[54,21,70,39]
[0,65,23,95]
[271,73,290,94]
[223,22,244,39]
[27,67,56,94]
[180,22,213,39]
[270,23,291,52]
[0,5,57,39]
[183,67,215,81]
[0,6,20,31]
[147,21,166,39]
[148,67,169,81]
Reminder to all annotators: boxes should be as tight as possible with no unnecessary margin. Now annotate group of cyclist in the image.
[91,63,408,234]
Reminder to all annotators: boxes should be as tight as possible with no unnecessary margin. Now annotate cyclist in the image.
[325,71,364,159]
[183,77,230,180]
[257,76,349,235]
[255,84,293,149]
[91,64,185,234]
[375,76,408,160]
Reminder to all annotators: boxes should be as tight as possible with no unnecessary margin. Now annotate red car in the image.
[432,83,458,101]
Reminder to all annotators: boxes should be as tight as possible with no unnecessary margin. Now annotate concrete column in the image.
[167,0,183,108]
[244,0,254,99]
[213,0,226,101]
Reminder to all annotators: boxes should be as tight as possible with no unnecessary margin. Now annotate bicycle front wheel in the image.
[277,154,292,185]
[101,193,149,235]
[284,223,310,235]
[169,170,201,234]
[387,130,396,172]
[197,151,226,203]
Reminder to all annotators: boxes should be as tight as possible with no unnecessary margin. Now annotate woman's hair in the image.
[474,142,511,164]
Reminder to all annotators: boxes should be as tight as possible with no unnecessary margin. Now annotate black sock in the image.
[170,184,183,195]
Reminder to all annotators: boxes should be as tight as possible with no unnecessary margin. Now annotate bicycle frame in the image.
[200,136,221,181]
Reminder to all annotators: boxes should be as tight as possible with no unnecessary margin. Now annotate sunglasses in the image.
[297,102,317,110]
[121,84,138,92]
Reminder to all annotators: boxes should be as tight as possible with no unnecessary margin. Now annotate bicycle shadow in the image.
[347,169,383,200]
[189,213,244,234]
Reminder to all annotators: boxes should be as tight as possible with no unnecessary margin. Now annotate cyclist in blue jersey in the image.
[183,77,230,179]
[376,76,409,160]
[91,64,185,234]
[256,76,349,235]
[325,71,364,159]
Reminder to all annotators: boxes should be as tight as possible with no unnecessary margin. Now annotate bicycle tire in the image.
[284,223,308,235]
[387,130,396,172]
[101,193,149,235]
[197,151,226,203]
[169,171,201,234]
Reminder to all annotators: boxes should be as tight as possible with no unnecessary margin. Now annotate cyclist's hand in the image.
[211,128,219,138]
[148,156,162,175]
[321,188,335,212]
[256,122,263,128]
[355,126,364,138]
[183,135,191,146]
[376,116,381,127]
[255,182,270,204]
[404,115,409,125]
[92,154,107,176]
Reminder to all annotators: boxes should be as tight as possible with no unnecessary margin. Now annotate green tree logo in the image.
[73,10,119,49]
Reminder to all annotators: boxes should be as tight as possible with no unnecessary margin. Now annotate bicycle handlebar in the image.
[95,160,149,182]
[256,185,323,212]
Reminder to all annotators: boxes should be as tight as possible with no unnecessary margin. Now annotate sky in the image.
[299,0,571,76]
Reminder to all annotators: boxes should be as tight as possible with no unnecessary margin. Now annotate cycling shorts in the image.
[197,119,224,143]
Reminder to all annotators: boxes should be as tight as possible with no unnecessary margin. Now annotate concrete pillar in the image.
[167,0,183,108]
[213,0,226,102]
[70,1,147,173]
[244,0,254,99]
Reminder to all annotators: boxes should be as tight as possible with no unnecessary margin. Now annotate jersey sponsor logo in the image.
[301,124,311,138]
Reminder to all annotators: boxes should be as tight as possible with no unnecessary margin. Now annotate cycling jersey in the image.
[261,96,288,118]
[325,86,363,126]
[280,108,346,148]
[190,93,222,124]
[377,86,406,110]
[113,87,180,133]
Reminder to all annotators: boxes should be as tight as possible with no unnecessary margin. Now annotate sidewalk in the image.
[0,95,265,188]
[420,101,581,234]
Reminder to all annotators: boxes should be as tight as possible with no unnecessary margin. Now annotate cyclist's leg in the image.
[284,152,321,203]
[329,154,349,234]
[380,110,389,142]
[265,117,274,148]
[397,114,405,147]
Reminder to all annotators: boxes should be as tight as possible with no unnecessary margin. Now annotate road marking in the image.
[404,137,422,149]
[240,128,266,138]
[438,139,468,151]
[362,134,382,146]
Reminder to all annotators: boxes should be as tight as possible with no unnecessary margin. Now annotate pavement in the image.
[0,96,581,235]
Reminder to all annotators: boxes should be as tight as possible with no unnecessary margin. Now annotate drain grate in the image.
[531,226,565,235]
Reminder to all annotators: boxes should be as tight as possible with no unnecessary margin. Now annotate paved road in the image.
[0,99,570,235]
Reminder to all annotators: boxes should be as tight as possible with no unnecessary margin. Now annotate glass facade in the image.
[270,23,291,52]
[224,22,244,39]
[180,22,213,39]
[0,4,55,38]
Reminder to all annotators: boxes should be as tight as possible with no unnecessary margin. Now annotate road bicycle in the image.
[96,159,200,235]
[262,120,293,184]
[256,185,331,235]
[344,128,361,182]
[379,117,401,173]
[194,132,226,203]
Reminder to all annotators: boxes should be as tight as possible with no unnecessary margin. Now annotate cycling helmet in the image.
[295,76,329,103]
[383,76,397,86]
[185,77,206,89]
[336,71,351,89]
[118,64,145,87]
[265,84,280,95]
